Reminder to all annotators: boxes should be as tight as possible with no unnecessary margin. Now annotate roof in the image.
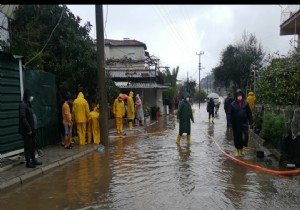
[115,82,169,89]
[105,39,147,50]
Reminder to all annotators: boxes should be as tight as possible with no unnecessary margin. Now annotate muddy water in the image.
[1,103,300,210]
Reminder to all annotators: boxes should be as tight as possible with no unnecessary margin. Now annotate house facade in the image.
[104,38,169,114]
[280,5,300,47]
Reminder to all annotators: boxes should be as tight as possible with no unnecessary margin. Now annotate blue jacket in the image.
[228,99,253,128]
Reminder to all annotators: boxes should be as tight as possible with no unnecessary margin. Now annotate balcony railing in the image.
[281,5,300,25]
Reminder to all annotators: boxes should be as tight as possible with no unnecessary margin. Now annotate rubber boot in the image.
[176,135,181,144]
[235,148,239,157]
[212,117,214,124]
[129,122,133,130]
[209,118,211,123]
[239,149,244,156]
[31,154,42,165]
[187,135,191,144]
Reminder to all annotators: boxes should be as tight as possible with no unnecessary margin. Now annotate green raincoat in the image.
[177,97,194,134]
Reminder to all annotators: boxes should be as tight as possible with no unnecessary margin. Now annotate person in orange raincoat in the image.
[113,94,125,134]
[88,104,100,145]
[72,92,90,145]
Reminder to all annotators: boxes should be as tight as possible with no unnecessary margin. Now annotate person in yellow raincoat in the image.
[113,94,125,134]
[246,91,255,112]
[127,91,135,129]
[88,104,100,144]
[72,92,90,145]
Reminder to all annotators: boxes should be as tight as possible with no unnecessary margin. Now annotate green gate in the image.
[0,52,59,157]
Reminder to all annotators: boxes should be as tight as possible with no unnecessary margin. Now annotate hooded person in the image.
[228,89,253,157]
[176,93,194,145]
[207,97,215,124]
[88,104,100,144]
[135,94,144,126]
[127,91,135,129]
[72,91,90,145]
[113,93,125,134]
[246,91,255,112]
[224,93,234,128]
[19,88,42,168]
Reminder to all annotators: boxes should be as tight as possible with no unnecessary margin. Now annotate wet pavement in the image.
[0,118,156,191]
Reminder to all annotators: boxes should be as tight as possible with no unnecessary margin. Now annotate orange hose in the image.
[205,133,300,176]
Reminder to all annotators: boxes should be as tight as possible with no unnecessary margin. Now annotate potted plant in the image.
[150,105,160,120]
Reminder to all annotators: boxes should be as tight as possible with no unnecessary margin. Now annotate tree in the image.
[256,47,300,105]
[2,5,118,104]
[213,31,265,92]
[161,66,180,106]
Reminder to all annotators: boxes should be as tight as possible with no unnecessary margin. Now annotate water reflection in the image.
[224,161,248,208]
[176,144,195,196]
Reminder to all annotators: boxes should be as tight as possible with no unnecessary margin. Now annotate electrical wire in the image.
[24,6,64,67]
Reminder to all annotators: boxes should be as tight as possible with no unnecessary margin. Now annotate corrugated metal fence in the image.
[0,52,23,156]
[0,52,59,158]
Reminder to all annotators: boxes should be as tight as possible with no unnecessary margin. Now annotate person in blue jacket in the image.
[228,89,253,157]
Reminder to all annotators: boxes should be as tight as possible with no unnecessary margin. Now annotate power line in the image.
[24,6,65,67]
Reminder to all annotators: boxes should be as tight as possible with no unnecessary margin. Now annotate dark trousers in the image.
[233,125,249,149]
[22,133,37,163]
[208,111,214,119]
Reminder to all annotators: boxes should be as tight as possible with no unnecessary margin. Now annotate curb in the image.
[250,130,285,161]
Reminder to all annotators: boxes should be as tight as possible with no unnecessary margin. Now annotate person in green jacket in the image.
[176,94,194,145]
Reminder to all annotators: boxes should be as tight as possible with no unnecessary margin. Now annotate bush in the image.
[261,114,284,146]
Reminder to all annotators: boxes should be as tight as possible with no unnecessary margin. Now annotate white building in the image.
[104,38,169,114]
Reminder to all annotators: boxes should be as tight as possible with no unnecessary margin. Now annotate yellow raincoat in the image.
[88,105,100,144]
[113,94,125,133]
[127,91,135,129]
[246,91,255,112]
[72,92,90,145]
[127,91,135,120]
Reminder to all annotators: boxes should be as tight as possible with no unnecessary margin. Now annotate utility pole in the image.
[196,51,204,108]
[186,71,189,93]
[96,5,109,146]
[207,75,209,94]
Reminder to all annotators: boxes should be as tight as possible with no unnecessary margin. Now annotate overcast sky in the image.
[67,4,295,81]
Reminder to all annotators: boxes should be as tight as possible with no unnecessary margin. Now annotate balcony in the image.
[280,5,300,35]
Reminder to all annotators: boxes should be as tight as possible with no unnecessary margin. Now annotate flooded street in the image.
[1,103,300,210]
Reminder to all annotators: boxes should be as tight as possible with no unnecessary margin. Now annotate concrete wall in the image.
[105,45,145,68]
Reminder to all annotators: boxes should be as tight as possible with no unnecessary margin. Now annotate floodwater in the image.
[1,103,300,210]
